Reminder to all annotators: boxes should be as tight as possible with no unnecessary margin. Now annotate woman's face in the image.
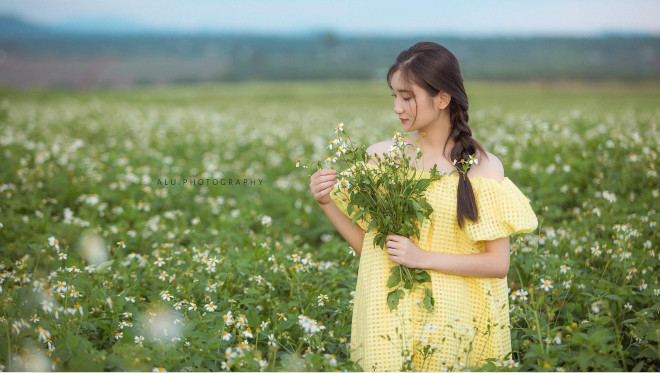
[390,70,441,133]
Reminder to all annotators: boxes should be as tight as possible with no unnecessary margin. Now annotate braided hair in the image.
[387,41,486,228]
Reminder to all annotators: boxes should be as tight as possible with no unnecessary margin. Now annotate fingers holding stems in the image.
[386,234,427,269]
[310,169,337,205]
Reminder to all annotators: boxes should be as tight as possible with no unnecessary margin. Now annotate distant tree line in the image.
[1,30,659,87]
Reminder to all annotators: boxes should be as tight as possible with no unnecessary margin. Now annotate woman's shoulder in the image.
[366,140,395,156]
[468,151,505,182]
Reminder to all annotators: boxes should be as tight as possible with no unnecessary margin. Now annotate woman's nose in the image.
[393,101,404,114]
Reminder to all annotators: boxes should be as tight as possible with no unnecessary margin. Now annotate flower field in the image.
[0,80,658,371]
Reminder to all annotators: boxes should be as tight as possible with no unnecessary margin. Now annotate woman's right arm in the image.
[310,169,364,255]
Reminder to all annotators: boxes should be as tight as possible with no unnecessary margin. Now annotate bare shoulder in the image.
[365,140,395,164]
[469,151,505,182]
[366,140,394,156]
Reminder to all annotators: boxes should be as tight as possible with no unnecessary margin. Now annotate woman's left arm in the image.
[385,235,510,279]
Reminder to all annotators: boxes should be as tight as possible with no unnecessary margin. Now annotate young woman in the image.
[309,41,538,371]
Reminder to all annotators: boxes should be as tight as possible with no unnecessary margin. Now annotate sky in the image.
[1,0,660,36]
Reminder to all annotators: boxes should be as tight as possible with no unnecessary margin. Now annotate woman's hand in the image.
[309,169,337,205]
[386,234,429,269]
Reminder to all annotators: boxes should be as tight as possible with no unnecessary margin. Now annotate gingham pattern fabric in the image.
[331,167,538,371]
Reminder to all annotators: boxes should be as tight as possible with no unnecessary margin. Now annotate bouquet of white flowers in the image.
[301,123,445,313]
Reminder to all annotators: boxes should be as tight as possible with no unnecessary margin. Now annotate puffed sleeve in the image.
[464,177,538,242]
[329,166,370,231]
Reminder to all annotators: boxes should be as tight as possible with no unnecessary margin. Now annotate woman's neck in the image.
[409,121,454,160]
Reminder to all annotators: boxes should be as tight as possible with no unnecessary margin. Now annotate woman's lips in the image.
[400,118,408,124]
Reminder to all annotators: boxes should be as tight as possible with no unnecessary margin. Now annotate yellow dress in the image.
[331,165,538,372]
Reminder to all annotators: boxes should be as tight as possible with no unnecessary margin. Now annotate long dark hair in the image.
[387,41,486,228]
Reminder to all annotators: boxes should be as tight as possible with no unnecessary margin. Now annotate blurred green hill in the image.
[0,15,658,88]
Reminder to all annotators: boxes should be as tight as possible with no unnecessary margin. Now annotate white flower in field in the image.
[114,331,123,340]
[46,342,55,356]
[554,332,563,345]
[563,280,572,289]
[591,302,600,314]
[339,177,350,188]
[278,313,287,321]
[204,302,217,312]
[298,315,325,334]
[160,290,172,301]
[254,356,268,371]
[324,353,338,367]
[125,295,135,303]
[221,330,232,341]
[135,335,144,344]
[639,282,647,291]
[624,302,632,310]
[242,327,254,339]
[260,321,269,329]
[559,265,570,274]
[261,215,272,227]
[154,257,165,267]
[37,327,51,342]
[327,139,334,149]
[539,279,553,292]
[223,311,234,326]
[267,333,276,347]
[591,245,601,256]
[237,313,248,327]
[335,122,344,134]
[152,366,166,372]
[506,359,519,368]
[158,271,168,281]
[55,281,67,293]
[58,252,67,261]
[85,265,95,273]
[48,236,60,251]
[317,294,329,306]
[188,303,198,311]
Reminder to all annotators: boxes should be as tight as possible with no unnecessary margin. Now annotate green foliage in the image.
[0,80,658,371]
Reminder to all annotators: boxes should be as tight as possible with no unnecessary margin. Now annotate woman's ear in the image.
[436,92,451,110]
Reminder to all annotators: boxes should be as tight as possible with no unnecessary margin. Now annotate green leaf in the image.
[423,288,435,312]
[366,219,378,233]
[416,179,432,190]
[414,269,431,283]
[387,289,404,311]
[604,294,623,303]
[387,269,401,288]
